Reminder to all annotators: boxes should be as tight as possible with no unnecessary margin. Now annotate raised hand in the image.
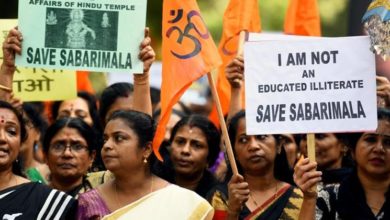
[2,27,22,69]
[138,27,155,74]
[225,56,244,89]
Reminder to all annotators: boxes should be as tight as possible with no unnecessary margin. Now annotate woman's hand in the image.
[376,76,390,108]
[138,27,155,74]
[293,157,322,199]
[225,56,244,89]
[2,27,22,69]
[227,174,250,215]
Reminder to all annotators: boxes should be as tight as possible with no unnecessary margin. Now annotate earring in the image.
[143,157,148,164]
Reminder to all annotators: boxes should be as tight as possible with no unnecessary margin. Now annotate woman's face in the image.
[102,118,149,173]
[46,127,93,181]
[280,134,298,168]
[0,108,21,170]
[234,118,278,175]
[354,119,390,178]
[300,133,344,170]
[105,96,133,123]
[170,125,209,178]
[57,97,93,126]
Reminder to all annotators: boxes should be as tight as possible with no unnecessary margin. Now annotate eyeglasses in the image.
[49,142,88,155]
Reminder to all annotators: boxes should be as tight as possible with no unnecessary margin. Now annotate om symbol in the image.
[221,35,238,56]
[166,9,210,59]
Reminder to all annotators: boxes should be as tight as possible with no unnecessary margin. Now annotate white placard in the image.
[244,35,377,134]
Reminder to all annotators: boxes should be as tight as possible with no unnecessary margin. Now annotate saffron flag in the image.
[209,0,261,126]
[76,71,95,94]
[284,0,321,36]
[153,0,221,160]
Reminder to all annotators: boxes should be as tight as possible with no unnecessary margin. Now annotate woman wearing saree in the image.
[207,57,303,220]
[207,111,303,220]
[77,110,213,219]
[0,100,76,219]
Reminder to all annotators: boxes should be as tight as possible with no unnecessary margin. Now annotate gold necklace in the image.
[249,182,278,208]
[114,175,154,207]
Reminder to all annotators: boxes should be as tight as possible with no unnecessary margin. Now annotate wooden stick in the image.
[237,31,246,57]
[207,72,239,175]
[306,133,317,192]
[234,30,247,95]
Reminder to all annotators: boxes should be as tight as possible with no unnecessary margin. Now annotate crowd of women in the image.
[0,26,389,220]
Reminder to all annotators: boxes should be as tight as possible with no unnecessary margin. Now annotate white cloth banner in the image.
[244,35,377,134]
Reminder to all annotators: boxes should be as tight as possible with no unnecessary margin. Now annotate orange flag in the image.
[76,71,95,94]
[284,0,321,36]
[153,0,221,160]
[209,0,261,126]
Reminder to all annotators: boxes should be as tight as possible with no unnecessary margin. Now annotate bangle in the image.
[133,73,149,85]
[0,84,12,92]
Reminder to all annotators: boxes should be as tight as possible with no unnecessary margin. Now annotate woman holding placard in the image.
[299,132,354,188]
[208,110,303,220]
[295,108,390,220]
[207,57,303,220]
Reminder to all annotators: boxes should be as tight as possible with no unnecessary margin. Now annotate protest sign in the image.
[244,35,377,135]
[12,68,77,101]
[1,19,77,101]
[16,0,147,73]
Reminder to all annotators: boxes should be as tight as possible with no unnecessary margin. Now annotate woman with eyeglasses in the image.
[43,117,102,198]
[0,101,76,219]
[295,108,390,220]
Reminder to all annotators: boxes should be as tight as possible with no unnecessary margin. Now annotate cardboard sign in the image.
[244,35,377,134]
[1,19,77,101]
[16,0,147,73]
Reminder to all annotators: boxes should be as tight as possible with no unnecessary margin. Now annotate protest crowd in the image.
[0,0,389,220]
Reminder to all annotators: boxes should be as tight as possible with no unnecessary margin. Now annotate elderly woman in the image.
[77,110,214,219]
[294,108,390,220]
[155,114,221,198]
[43,117,100,197]
[0,100,76,218]
[51,91,105,171]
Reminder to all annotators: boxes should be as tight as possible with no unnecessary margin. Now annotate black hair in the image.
[108,110,156,171]
[226,110,292,183]
[152,108,188,121]
[347,107,390,151]
[43,117,97,155]
[169,115,221,167]
[22,102,48,138]
[51,91,102,132]
[108,110,155,149]
[99,82,134,124]
[0,101,27,143]
[0,101,28,176]
[150,87,161,106]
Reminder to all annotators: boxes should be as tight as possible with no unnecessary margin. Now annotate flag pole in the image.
[306,133,317,192]
[206,31,248,176]
[207,72,239,175]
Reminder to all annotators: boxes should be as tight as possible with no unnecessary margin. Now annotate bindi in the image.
[0,116,5,123]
